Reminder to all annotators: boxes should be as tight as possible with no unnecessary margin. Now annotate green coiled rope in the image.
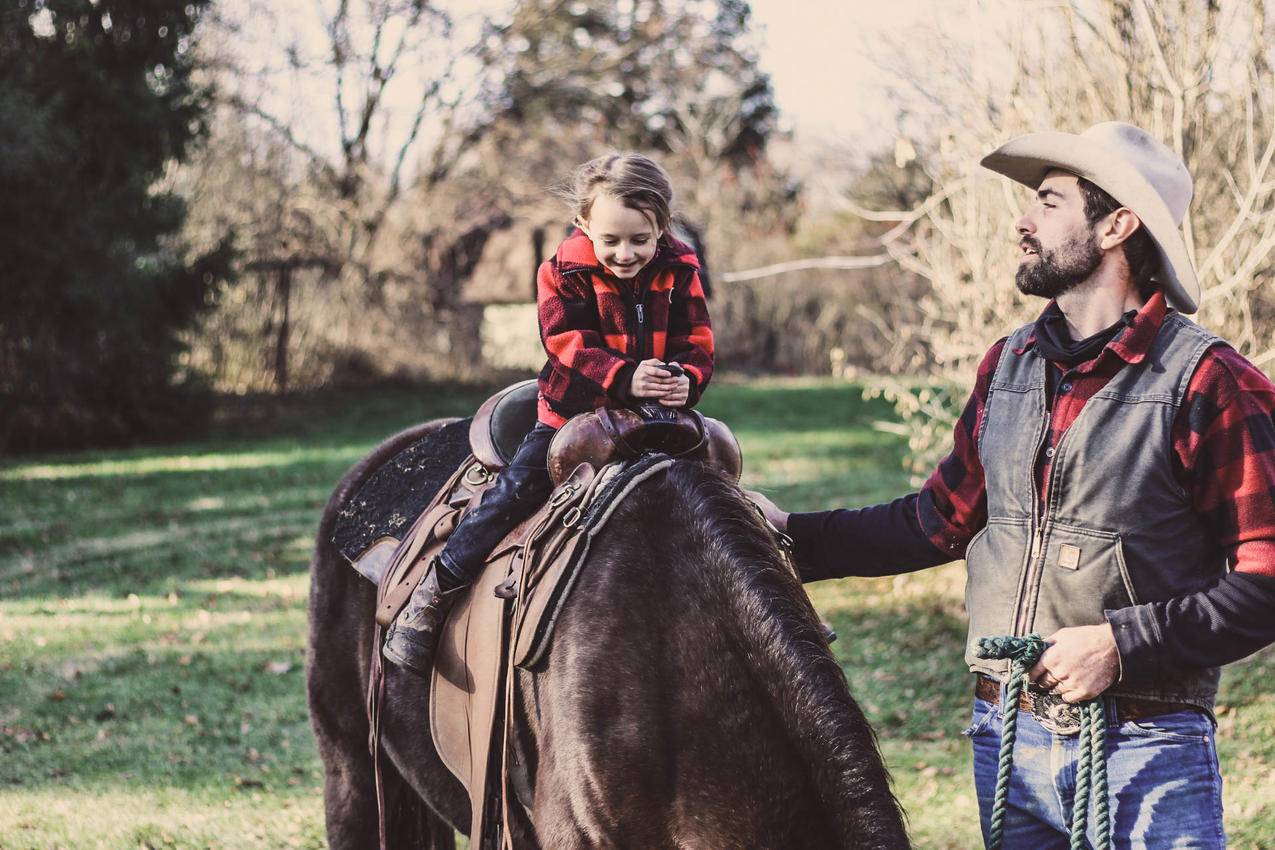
[976,634,1110,850]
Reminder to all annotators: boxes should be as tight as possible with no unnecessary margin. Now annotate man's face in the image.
[578,193,662,280]
[1014,171,1103,299]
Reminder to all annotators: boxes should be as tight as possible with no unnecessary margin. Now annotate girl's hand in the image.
[657,374,691,407]
[630,358,681,399]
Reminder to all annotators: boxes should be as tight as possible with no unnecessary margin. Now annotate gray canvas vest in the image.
[964,311,1227,710]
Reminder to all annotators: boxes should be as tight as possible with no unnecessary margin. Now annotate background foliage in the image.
[4,2,1275,844]
[0,0,235,452]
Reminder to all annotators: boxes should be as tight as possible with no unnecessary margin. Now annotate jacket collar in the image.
[1014,290,1168,369]
[555,228,700,275]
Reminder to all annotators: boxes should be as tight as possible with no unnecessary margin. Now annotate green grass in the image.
[2,378,1273,848]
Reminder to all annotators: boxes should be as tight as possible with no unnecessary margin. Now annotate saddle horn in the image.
[548,407,742,486]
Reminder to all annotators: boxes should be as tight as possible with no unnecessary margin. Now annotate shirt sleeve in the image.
[787,494,952,582]
[538,262,634,400]
[1108,345,1275,676]
[913,339,1005,556]
[785,339,1006,581]
[663,268,714,406]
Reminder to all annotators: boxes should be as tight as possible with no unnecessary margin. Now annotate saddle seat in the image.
[469,379,540,471]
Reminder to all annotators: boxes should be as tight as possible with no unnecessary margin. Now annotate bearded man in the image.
[752,122,1275,847]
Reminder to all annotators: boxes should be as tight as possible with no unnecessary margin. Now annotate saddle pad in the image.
[332,417,474,565]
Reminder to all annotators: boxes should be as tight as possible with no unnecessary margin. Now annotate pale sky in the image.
[212,0,991,172]
[748,0,998,151]
[749,0,908,144]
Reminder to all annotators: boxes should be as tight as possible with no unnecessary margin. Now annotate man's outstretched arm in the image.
[760,339,1007,582]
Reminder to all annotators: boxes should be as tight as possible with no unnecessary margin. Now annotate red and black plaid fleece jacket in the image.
[535,230,714,428]
[788,292,1275,679]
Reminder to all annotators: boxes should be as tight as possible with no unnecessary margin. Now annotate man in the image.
[751,122,1275,847]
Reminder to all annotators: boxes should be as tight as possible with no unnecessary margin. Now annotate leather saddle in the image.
[468,378,742,485]
[469,379,541,471]
[354,382,746,846]
[344,380,741,586]
[425,452,693,846]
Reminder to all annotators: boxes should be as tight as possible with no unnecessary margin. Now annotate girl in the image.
[384,152,715,675]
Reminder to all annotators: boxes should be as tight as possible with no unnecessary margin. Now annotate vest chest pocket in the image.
[1032,524,1138,635]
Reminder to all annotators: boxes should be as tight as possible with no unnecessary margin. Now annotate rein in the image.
[975,634,1111,850]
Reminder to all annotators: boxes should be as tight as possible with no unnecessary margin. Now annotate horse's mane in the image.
[652,460,908,848]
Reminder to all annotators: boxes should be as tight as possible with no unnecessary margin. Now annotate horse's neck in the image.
[514,483,856,847]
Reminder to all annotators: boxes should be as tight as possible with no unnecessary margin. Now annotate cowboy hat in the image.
[981,121,1199,313]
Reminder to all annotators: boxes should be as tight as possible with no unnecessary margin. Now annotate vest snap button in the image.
[1045,446,1055,458]
[1061,382,1073,392]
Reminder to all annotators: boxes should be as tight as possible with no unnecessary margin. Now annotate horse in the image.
[307,419,911,849]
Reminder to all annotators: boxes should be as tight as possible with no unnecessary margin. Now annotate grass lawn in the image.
[2,377,1273,848]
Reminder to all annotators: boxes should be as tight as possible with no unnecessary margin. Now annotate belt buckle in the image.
[1028,686,1083,735]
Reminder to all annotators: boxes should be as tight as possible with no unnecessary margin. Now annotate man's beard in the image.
[1015,227,1103,299]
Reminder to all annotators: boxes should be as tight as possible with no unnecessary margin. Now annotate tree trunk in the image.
[275,265,292,396]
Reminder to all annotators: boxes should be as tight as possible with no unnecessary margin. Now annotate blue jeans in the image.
[966,693,1225,849]
[437,423,556,585]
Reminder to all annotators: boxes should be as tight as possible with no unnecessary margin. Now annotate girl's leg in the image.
[435,423,557,589]
[382,423,556,676]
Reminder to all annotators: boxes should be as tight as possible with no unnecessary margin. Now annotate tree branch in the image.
[718,254,899,283]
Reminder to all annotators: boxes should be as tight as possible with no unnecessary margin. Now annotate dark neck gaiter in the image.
[1033,301,1136,367]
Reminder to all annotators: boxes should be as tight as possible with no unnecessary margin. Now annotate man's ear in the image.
[1100,208,1142,250]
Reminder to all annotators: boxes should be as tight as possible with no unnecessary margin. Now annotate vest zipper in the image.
[1013,408,1053,637]
[1014,367,1075,636]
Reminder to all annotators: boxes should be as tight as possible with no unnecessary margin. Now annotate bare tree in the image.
[848,0,1275,479]
[181,0,800,392]
[181,0,499,392]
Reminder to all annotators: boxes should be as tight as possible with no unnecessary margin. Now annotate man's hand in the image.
[629,358,681,399]
[744,489,789,532]
[1028,623,1121,703]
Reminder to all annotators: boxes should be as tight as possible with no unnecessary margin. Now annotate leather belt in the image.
[975,675,1192,735]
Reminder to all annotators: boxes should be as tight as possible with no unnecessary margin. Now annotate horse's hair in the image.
[665,462,907,847]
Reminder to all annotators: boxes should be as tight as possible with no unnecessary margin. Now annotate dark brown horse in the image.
[308,421,910,849]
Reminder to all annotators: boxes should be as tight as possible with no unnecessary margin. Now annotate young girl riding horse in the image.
[383,152,716,675]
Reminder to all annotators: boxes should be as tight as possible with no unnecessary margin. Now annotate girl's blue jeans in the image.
[967,691,1225,849]
[437,423,556,586]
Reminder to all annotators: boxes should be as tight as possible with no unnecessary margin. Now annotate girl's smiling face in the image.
[577,193,662,280]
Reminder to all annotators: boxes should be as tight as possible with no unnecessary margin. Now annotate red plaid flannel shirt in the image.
[535,230,714,428]
[919,292,1275,582]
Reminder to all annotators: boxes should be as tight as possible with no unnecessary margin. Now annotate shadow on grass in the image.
[1,460,355,600]
[1,642,318,796]
[2,592,964,797]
